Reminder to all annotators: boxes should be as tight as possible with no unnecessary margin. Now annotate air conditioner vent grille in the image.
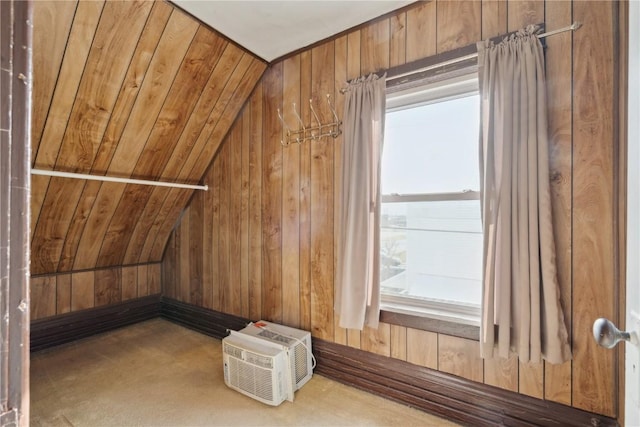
[258,329,295,345]
[294,343,308,382]
[227,357,273,402]
[223,343,243,359]
[245,351,274,369]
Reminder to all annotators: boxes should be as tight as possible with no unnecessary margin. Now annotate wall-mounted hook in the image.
[278,94,342,147]
[277,108,291,147]
[309,99,322,140]
[326,94,340,124]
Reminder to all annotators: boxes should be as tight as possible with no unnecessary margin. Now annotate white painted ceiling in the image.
[172,1,416,62]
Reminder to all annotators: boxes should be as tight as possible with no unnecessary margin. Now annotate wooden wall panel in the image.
[29,0,267,279]
[56,274,71,315]
[30,0,77,175]
[571,0,617,417]
[248,84,264,321]
[261,63,284,323]
[163,0,622,420]
[32,264,161,318]
[436,1,481,53]
[282,56,301,328]
[310,43,335,341]
[299,50,313,333]
[405,2,436,63]
[543,0,573,407]
[481,0,507,39]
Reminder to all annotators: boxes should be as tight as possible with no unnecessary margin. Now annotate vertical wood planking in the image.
[282,56,301,328]
[405,2,436,63]
[262,64,284,323]
[436,0,481,53]
[310,43,335,341]
[229,124,243,316]
[71,271,95,311]
[389,12,407,68]
[148,264,161,294]
[333,36,347,343]
[56,274,71,315]
[211,158,221,311]
[240,112,251,318]
[178,207,191,302]
[506,0,544,31]
[299,50,312,332]
[519,361,544,399]
[202,164,214,310]
[571,0,616,416]
[484,354,518,392]
[439,335,483,383]
[543,0,574,406]
[94,268,121,307]
[406,328,438,369]
[361,323,391,357]
[360,19,390,75]
[138,263,150,297]
[218,142,231,312]
[31,277,56,320]
[345,30,361,349]
[390,325,407,361]
[122,266,138,301]
[249,85,263,320]
[189,192,204,306]
[481,0,508,39]
[162,234,176,299]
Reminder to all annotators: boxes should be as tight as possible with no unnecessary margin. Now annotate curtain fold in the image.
[335,73,386,330]
[477,26,571,364]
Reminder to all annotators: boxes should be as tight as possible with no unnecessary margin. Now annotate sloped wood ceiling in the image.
[30,0,267,275]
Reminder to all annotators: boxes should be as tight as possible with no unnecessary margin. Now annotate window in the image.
[380,73,482,326]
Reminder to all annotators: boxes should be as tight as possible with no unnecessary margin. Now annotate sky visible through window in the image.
[382,94,480,195]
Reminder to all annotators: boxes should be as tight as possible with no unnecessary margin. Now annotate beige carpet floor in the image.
[30,318,459,427]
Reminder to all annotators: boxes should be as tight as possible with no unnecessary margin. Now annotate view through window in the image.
[380,75,482,324]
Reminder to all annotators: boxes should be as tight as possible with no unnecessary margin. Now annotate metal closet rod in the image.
[31,169,208,191]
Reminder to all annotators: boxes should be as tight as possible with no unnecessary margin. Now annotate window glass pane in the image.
[381,81,481,319]
[380,200,482,306]
[382,94,480,195]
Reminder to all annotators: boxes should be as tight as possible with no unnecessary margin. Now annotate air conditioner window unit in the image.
[237,321,314,391]
[222,331,293,406]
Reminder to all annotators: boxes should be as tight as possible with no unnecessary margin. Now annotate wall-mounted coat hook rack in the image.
[277,94,342,147]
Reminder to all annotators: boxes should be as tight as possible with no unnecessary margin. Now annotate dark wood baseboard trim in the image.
[159,297,250,339]
[30,295,162,352]
[28,298,619,427]
[313,338,618,427]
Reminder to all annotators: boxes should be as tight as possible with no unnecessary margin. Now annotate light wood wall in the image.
[163,0,621,418]
[31,264,161,321]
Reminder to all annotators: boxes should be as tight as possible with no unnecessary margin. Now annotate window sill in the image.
[380,305,480,341]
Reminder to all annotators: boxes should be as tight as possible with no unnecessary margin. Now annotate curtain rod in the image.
[341,21,582,92]
[31,169,209,191]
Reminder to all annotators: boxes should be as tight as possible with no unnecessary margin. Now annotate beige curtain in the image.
[335,73,386,330]
[477,26,571,364]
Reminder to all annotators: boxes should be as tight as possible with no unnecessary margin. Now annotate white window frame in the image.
[380,72,482,327]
